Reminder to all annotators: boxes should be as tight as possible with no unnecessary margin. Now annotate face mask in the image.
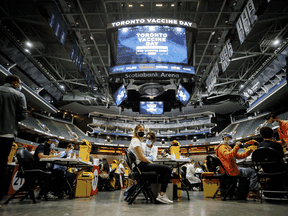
[50,144,56,149]
[228,139,235,145]
[68,150,73,154]
[272,121,279,127]
[146,140,152,145]
[17,85,22,92]
[138,132,145,137]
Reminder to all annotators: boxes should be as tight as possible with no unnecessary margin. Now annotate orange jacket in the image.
[215,143,250,176]
[278,120,288,144]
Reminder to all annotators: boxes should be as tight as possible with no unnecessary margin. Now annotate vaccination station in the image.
[1,0,288,215]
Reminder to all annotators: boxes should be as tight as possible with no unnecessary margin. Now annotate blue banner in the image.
[49,3,57,29]
[60,22,68,45]
[78,53,84,72]
[70,40,77,60]
[85,67,91,87]
[54,11,62,38]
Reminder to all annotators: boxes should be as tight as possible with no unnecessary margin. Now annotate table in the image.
[153,158,191,200]
[40,158,93,168]
[40,158,93,198]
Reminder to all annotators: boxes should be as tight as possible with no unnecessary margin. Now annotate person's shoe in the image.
[247,191,260,200]
[156,193,173,204]
[192,187,199,191]
[46,192,56,201]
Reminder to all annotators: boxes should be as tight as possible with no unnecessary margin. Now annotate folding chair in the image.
[252,147,288,203]
[4,148,52,204]
[124,149,158,204]
[206,155,241,200]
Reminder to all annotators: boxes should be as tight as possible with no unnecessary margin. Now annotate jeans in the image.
[0,137,14,201]
[137,162,172,193]
[237,167,258,192]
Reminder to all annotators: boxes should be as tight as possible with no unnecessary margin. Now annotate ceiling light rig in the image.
[26,41,32,47]
[273,39,280,45]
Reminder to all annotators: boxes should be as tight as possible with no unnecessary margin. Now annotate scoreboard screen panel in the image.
[116,25,188,65]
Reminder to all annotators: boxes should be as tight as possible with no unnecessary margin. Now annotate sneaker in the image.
[192,187,199,191]
[46,192,56,201]
[247,191,260,200]
[156,193,173,204]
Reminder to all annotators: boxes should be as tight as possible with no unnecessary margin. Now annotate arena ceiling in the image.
[0,0,287,116]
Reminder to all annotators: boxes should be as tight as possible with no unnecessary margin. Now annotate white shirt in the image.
[128,137,144,167]
[186,163,201,184]
[117,163,125,174]
[142,142,158,161]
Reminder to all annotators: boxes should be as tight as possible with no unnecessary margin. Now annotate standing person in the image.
[266,113,288,144]
[129,125,173,204]
[143,131,158,161]
[215,134,259,199]
[0,75,28,207]
[117,159,125,187]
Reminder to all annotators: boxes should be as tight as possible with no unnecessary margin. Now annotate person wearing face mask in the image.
[215,133,259,199]
[33,138,60,200]
[129,125,173,204]
[0,75,27,207]
[53,143,76,198]
[266,113,288,145]
[143,131,158,161]
[33,138,60,169]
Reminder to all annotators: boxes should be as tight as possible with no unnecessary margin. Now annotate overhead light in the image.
[60,85,65,89]
[90,36,94,40]
[240,84,244,89]
[156,4,163,7]
[273,39,280,45]
[140,4,144,7]
[129,4,133,7]
[26,41,32,47]
[225,20,229,24]
[211,31,215,35]
[171,4,175,7]
[24,49,30,53]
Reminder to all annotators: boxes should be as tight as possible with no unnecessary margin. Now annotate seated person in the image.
[185,160,201,187]
[215,134,259,198]
[99,158,114,191]
[99,158,110,179]
[142,131,158,161]
[266,113,288,144]
[258,127,285,158]
[33,138,60,169]
[53,144,76,195]
[33,138,60,199]
[129,125,173,204]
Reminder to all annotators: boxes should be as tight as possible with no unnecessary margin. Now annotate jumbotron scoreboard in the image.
[106,18,197,114]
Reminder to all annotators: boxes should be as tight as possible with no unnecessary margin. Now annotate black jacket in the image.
[0,83,28,136]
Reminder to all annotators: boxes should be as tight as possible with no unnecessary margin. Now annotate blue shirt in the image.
[53,151,69,173]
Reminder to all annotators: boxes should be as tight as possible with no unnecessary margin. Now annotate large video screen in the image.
[140,101,164,114]
[176,84,190,106]
[113,84,127,106]
[116,25,187,65]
